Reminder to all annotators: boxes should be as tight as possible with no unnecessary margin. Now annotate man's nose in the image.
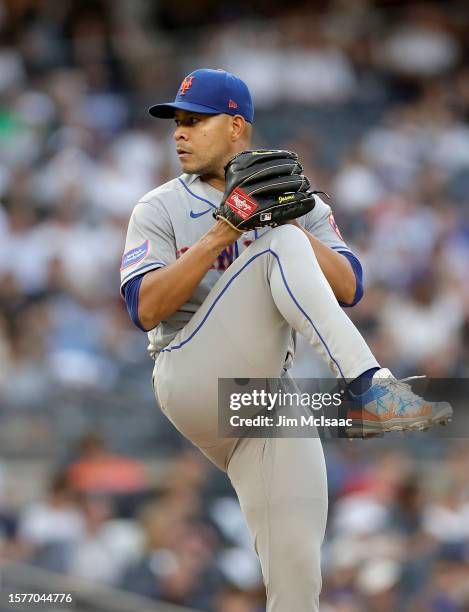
[174,125,188,141]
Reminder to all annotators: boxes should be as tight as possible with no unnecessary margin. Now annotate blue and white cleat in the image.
[346,368,453,439]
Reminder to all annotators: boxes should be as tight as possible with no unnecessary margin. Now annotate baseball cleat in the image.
[346,368,453,439]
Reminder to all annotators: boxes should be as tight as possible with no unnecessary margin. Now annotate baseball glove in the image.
[213,149,320,231]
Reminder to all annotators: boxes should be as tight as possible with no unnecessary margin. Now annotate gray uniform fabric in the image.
[120,174,358,360]
[121,175,378,612]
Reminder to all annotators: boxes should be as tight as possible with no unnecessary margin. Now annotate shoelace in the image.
[380,375,426,403]
[399,375,426,383]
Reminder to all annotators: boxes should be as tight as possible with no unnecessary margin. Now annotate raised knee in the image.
[267,224,317,261]
[270,224,307,241]
[270,224,310,245]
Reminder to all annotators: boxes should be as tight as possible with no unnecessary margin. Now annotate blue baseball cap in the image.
[149,68,254,124]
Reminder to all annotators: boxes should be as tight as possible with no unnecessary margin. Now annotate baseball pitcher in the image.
[120,69,452,611]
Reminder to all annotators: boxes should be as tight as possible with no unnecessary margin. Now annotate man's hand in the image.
[205,219,242,253]
[137,220,241,331]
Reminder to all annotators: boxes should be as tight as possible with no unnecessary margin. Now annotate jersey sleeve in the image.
[301,195,352,255]
[119,200,175,295]
[301,195,365,306]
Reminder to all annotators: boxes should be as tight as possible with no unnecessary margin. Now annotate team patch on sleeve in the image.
[121,240,149,270]
[328,213,344,241]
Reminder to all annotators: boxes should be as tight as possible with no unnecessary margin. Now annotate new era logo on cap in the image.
[148,68,254,123]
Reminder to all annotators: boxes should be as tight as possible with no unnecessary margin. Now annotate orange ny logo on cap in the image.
[179,76,194,96]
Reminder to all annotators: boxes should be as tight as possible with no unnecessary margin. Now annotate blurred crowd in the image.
[1,0,469,610]
[2,435,469,611]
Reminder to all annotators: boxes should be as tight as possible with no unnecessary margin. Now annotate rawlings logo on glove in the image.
[213,149,322,231]
[226,188,258,219]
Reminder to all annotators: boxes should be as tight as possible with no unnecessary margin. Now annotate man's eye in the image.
[174,117,199,126]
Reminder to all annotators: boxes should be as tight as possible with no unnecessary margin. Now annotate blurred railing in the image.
[0,374,182,462]
[0,560,200,612]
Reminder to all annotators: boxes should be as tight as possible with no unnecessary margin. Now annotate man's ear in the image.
[230,115,247,142]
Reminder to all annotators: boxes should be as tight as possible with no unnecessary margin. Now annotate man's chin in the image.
[180,161,201,175]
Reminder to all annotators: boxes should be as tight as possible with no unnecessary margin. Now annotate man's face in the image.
[173,110,235,178]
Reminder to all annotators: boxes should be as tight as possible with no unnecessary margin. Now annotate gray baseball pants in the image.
[153,225,379,611]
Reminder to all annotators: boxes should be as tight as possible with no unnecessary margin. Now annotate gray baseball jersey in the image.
[120,173,353,358]
[120,172,379,612]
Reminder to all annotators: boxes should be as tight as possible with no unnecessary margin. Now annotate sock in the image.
[348,367,380,396]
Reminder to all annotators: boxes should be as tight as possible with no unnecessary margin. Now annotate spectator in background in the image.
[158,449,210,513]
[66,433,149,496]
[387,476,437,609]
[68,493,142,585]
[418,555,469,611]
[379,5,460,78]
[213,585,264,612]
[120,495,221,609]
[355,559,401,612]
[378,271,464,376]
[16,472,84,569]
